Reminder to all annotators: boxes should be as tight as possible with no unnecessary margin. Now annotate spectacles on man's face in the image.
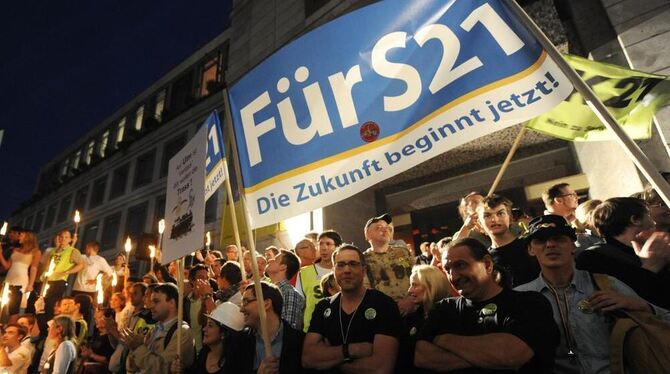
[335,261,362,269]
[559,192,578,198]
[241,298,257,307]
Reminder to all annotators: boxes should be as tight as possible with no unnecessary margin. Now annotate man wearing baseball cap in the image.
[362,214,415,315]
[516,215,669,373]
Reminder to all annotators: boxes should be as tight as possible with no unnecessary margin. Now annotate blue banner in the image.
[228,0,573,228]
[203,111,226,200]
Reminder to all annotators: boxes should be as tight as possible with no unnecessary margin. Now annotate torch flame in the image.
[206,231,211,247]
[124,237,131,253]
[149,245,156,259]
[45,259,56,277]
[0,283,9,307]
[96,274,104,305]
[158,219,165,234]
[42,284,50,298]
[112,272,118,287]
[74,210,81,223]
[0,222,7,236]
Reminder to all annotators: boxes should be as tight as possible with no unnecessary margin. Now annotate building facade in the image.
[10,0,670,261]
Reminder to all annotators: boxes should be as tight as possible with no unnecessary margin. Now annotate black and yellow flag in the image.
[526,55,670,141]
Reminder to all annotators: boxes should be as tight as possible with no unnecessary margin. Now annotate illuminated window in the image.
[115,117,126,148]
[199,57,219,97]
[99,130,110,157]
[155,89,166,120]
[61,158,69,177]
[85,140,95,165]
[134,105,144,131]
[72,150,82,170]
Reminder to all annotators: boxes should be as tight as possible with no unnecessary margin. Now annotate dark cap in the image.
[365,213,392,231]
[524,214,577,242]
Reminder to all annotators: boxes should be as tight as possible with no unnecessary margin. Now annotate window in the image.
[25,215,35,231]
[44,204,57,229]
[305,0,330,17]
[89,176,107,209]
[205,190,218,223]
[81,221,100,248]
[155,89,166,120]
[125,202,148,238]
[85,140,95,165]
[74,185,89,211]
[109,163,129,200]
[199,56,220,97]
[101,212,122,251]
[60,158,69,178]
[160,133,187,177]
[134,105,145,131]
[133,150,156,189]
[99,130,110,157]
[72,150,82,170]
[56,195,73,223]
[33,210,45,232]
[169,70,195,115]
[115,117,126,148]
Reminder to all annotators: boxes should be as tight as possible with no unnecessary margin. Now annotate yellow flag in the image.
[526,54,670,141]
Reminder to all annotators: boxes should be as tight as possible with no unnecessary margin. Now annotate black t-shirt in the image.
[309,289,402,346]
[488,238,540,287]
[418,288,559,373]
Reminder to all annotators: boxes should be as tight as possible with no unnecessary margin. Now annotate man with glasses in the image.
[236,281,305,373]
[542,183,579,225]
[478,195,540,287]
[517,214,670,373]
[303,244,401,373]
[576,197,670,309]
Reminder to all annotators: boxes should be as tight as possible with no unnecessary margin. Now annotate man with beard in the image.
[303,244,401,373]
[415,238,559,373]
[121,283,195,373]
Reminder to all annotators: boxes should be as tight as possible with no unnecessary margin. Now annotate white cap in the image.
[205,301,245,331]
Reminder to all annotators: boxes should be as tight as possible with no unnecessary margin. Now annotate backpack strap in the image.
[163,322,180,349]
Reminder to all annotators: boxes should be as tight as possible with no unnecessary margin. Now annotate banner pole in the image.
[176,257,184,358]
[488,126,527,196]
[503,0,670,206]
[220,97,247,280]
[222,90,272,357]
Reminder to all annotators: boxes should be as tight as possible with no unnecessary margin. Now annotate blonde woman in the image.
[397,265,455,372]
[0,230,41,321]
[42,316,77,374]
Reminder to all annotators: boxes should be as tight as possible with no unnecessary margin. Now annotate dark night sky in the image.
[0,1,232,220]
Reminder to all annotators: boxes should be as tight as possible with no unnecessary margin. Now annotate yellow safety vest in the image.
[47,246,76,282]
[298,264,327,332]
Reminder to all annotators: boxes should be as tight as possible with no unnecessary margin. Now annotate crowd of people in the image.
[0,181,669,373]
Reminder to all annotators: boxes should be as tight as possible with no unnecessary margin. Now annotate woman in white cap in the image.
[170,302,245,373]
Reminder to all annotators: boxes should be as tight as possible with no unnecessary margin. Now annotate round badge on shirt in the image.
[324,308,331,318]
[364,308,376,320]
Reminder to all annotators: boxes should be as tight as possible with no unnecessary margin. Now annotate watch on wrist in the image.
[342,343,353,363]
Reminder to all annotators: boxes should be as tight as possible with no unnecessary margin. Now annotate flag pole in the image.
[488,125,527,196]
[221,90,272,357]
[220,100,247,280]
[176,257,184,358]
[503,0,670,206]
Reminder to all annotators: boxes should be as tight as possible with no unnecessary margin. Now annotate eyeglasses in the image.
[559,193,578,198]
[241,298,257,306]
[335,261,362,269]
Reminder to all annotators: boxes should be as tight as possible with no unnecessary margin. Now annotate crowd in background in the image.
[0,181,669,373]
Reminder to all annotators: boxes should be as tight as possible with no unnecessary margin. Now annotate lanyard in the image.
[545,283,578,361]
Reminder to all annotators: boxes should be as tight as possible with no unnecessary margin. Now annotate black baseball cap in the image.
[524,214,577,242]
[365,213,392,231]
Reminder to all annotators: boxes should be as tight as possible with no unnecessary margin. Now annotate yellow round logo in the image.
[364,308,376,320]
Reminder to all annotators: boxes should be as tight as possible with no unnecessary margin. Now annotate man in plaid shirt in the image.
[265,248,306,330]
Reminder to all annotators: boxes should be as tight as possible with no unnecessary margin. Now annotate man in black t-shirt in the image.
[415,238,559,373]
[477,195,539,287]
[303,244,402,373]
